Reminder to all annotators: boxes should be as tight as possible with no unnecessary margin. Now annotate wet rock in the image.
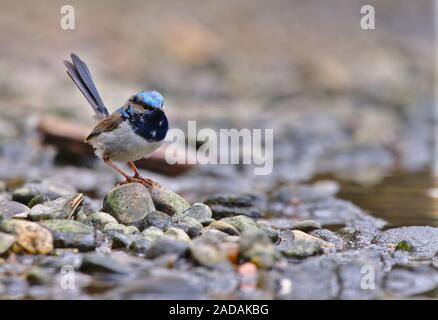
[176,203,213,226]
[39,219,95,251]
[277,230,329,258]
[136,210,171,231]
[12,180,76,205]
[257,222,279,242]
[105,270,202,299]
[292,219,322,232]
[0,220,53,254]
[27,194,50,209]
[171,216,203,238]
[269,185,386,229]
[0,201,30,220]
[164,227,191,243]
[147,185,190,216]
[28,194,84,221]
[221,215,260,234]
[384,266,438,297]
[103,183,155,225]
[240,230,275,269]
[0,231,15,254]
[103,223,139,235]
[80,252,132,274]
[373,226,438,258]
[207,220,240,236]
[310,228,344,250]
[85,212,118,230]
[205,194,267,219]
[141,226,164,242]
[145,238,189,258]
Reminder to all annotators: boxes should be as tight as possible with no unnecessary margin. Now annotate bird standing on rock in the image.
[63,54,169,188]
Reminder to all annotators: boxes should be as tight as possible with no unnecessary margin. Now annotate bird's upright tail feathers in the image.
[63,53,109,119]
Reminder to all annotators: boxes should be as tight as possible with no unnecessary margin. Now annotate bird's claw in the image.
[116,176,161,190]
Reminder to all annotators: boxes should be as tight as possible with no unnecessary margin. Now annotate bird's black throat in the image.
[126,109,169,142]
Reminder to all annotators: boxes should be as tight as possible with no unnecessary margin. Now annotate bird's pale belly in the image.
[88,121,163,162]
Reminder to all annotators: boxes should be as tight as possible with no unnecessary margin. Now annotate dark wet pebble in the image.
[0,200,29,220]
[171,216,203,238]
[310,228,344,250]
[204,193,267,219]
[176,203,213,226]
[39,219,96,252]
[135,210,171,231]
[80,252,132,274]
[27,194,50,209]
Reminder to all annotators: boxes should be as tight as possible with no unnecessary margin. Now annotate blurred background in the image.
[0,0,435,226]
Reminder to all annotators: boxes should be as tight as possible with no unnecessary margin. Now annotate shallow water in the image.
[332,171,437,227]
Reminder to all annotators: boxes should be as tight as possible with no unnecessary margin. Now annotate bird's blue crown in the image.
[133,90,164,110]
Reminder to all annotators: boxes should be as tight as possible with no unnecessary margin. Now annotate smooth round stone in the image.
[207,220,240,236]
[0,201,30,220]
[147,185,190,216]
[164,227,191,243]
[103,223,139,235]
[177,203,213,226]
[141,226,164,242]
[292,220,322,232]
[0,220,53,254]
[85,212,118,230]
[137,211,171,231]
[220,215,260,233]
[103,183,155,225]
[171,216,203,238]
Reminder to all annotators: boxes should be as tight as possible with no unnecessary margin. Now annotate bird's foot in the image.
[116,176,161,190]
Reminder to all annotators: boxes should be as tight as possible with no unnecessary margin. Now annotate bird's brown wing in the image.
[84,112,124,142]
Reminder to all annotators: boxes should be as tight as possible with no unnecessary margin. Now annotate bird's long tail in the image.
[63,53,109,118]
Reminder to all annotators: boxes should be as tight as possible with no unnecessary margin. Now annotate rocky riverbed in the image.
[0,177,436,299]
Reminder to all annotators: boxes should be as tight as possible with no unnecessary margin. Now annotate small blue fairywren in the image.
[63,54,169,188]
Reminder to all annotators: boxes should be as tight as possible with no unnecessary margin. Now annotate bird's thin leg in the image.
[103,157,132,181]
[128,161,141,178]
[127,160,161,189]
